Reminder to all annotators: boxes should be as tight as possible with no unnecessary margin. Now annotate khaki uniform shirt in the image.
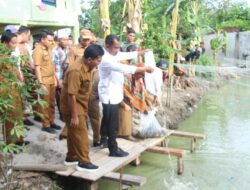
[33,43,55,85]
[60,58,94,116]
[67,44,86,65]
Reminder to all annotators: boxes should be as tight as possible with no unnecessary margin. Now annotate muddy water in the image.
[99,76,250,190]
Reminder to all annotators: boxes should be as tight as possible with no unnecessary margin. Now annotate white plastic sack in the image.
[144,51,163,98]
[133,110,167,138]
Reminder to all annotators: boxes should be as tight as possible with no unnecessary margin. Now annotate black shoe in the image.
[34,116,42,122]
[93,142,101,147]
[25,126,30,131]
[59,134,67,140]
[59,115,63,121]
[109,148,129,157]
[42,127,56,134]
[76,162,99,171]
[50,123,61,130]
[23,119,34,126]
[15,141,30,146]
[100,141,108,149]
[64,158,79,166]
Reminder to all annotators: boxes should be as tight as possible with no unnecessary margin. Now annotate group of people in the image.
[1,25,161,171]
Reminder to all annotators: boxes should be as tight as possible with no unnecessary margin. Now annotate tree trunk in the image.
[128,0,142,33]
[167,0,180,107]
[99,0,111,39]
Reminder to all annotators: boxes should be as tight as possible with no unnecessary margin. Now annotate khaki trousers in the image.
[117,106,132,137]
[41,84,55,128]
[88,97,100,143]
[63,114,90,163]
[60,97,101,143]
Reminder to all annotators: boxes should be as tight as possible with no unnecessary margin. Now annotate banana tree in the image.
[122,0,142,33]
[165,0,180,107]
[210,30,227,65]
[99,0,111,39]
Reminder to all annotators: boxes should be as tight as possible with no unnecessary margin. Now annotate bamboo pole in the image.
[167,0,180,107]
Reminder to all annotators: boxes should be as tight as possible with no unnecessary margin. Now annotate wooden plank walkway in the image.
[56,137,166,182]
[56,130,206,183]
[168,130,206,139]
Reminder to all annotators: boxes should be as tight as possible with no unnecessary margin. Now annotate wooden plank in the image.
[56,166,76,176]
[177,157,184,175]
[139,136,166,148]
[191,138,196,153]
[13,164,66,172]
[103,172,146,187]
[132,156,141,166]
[146,146,185,175]
[57,136,173,182]
[121,184,131,190]
[70,137,168,181]
[146,146,185,157]
[72,143,144,181]
[87,181,98,190]
[169,130,206,139]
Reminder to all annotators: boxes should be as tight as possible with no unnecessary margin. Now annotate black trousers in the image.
[100,103,119,153]
[55,87,62,119]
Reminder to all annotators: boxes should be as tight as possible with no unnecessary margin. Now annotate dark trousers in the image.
[55,87,62,119]
[100,103,119,153]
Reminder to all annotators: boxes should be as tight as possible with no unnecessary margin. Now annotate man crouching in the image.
[60,44,104,171]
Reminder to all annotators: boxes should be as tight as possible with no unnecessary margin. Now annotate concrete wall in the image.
[203,31,250,61]
[0,0,79,27]
[0,0,81,42]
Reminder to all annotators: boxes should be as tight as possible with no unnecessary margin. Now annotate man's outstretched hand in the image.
[145,66,154,73]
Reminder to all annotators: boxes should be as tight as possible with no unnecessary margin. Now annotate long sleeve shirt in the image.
[98,49,138,104]
[52,45,69,82]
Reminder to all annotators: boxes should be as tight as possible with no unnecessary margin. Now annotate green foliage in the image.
[196,54,213,66]
[109,0,125,36]
[79,1,99,35]
[141,27,176,60]
[0,43,45,153]
[0,142,21,154]
[204,1,250,31]
[10,120,27,139]
[79,0,128,38]
[210,30,227,53]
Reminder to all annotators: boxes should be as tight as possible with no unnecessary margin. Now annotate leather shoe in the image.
[50,123,61,130]
[109,148,129,157]
[15,141,30,146]
[42,127,56,134]
[23,119,34,126]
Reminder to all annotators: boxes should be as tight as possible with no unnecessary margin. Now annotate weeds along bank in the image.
[157,70,239,130]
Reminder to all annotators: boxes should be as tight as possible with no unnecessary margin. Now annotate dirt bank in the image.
[157,76,217,129]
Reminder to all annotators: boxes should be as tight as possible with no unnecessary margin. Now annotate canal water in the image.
[100,76,250,190]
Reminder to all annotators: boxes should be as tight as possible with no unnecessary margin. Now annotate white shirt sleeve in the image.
[102,59,137,74]
[116,51,138,61]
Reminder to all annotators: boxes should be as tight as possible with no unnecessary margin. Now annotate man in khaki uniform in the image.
[60,29,101,146]
[66,29,93,65]
[33,30,61,134]
[61,44,104,171]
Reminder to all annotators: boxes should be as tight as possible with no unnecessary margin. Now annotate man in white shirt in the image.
[98,34,153,157]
